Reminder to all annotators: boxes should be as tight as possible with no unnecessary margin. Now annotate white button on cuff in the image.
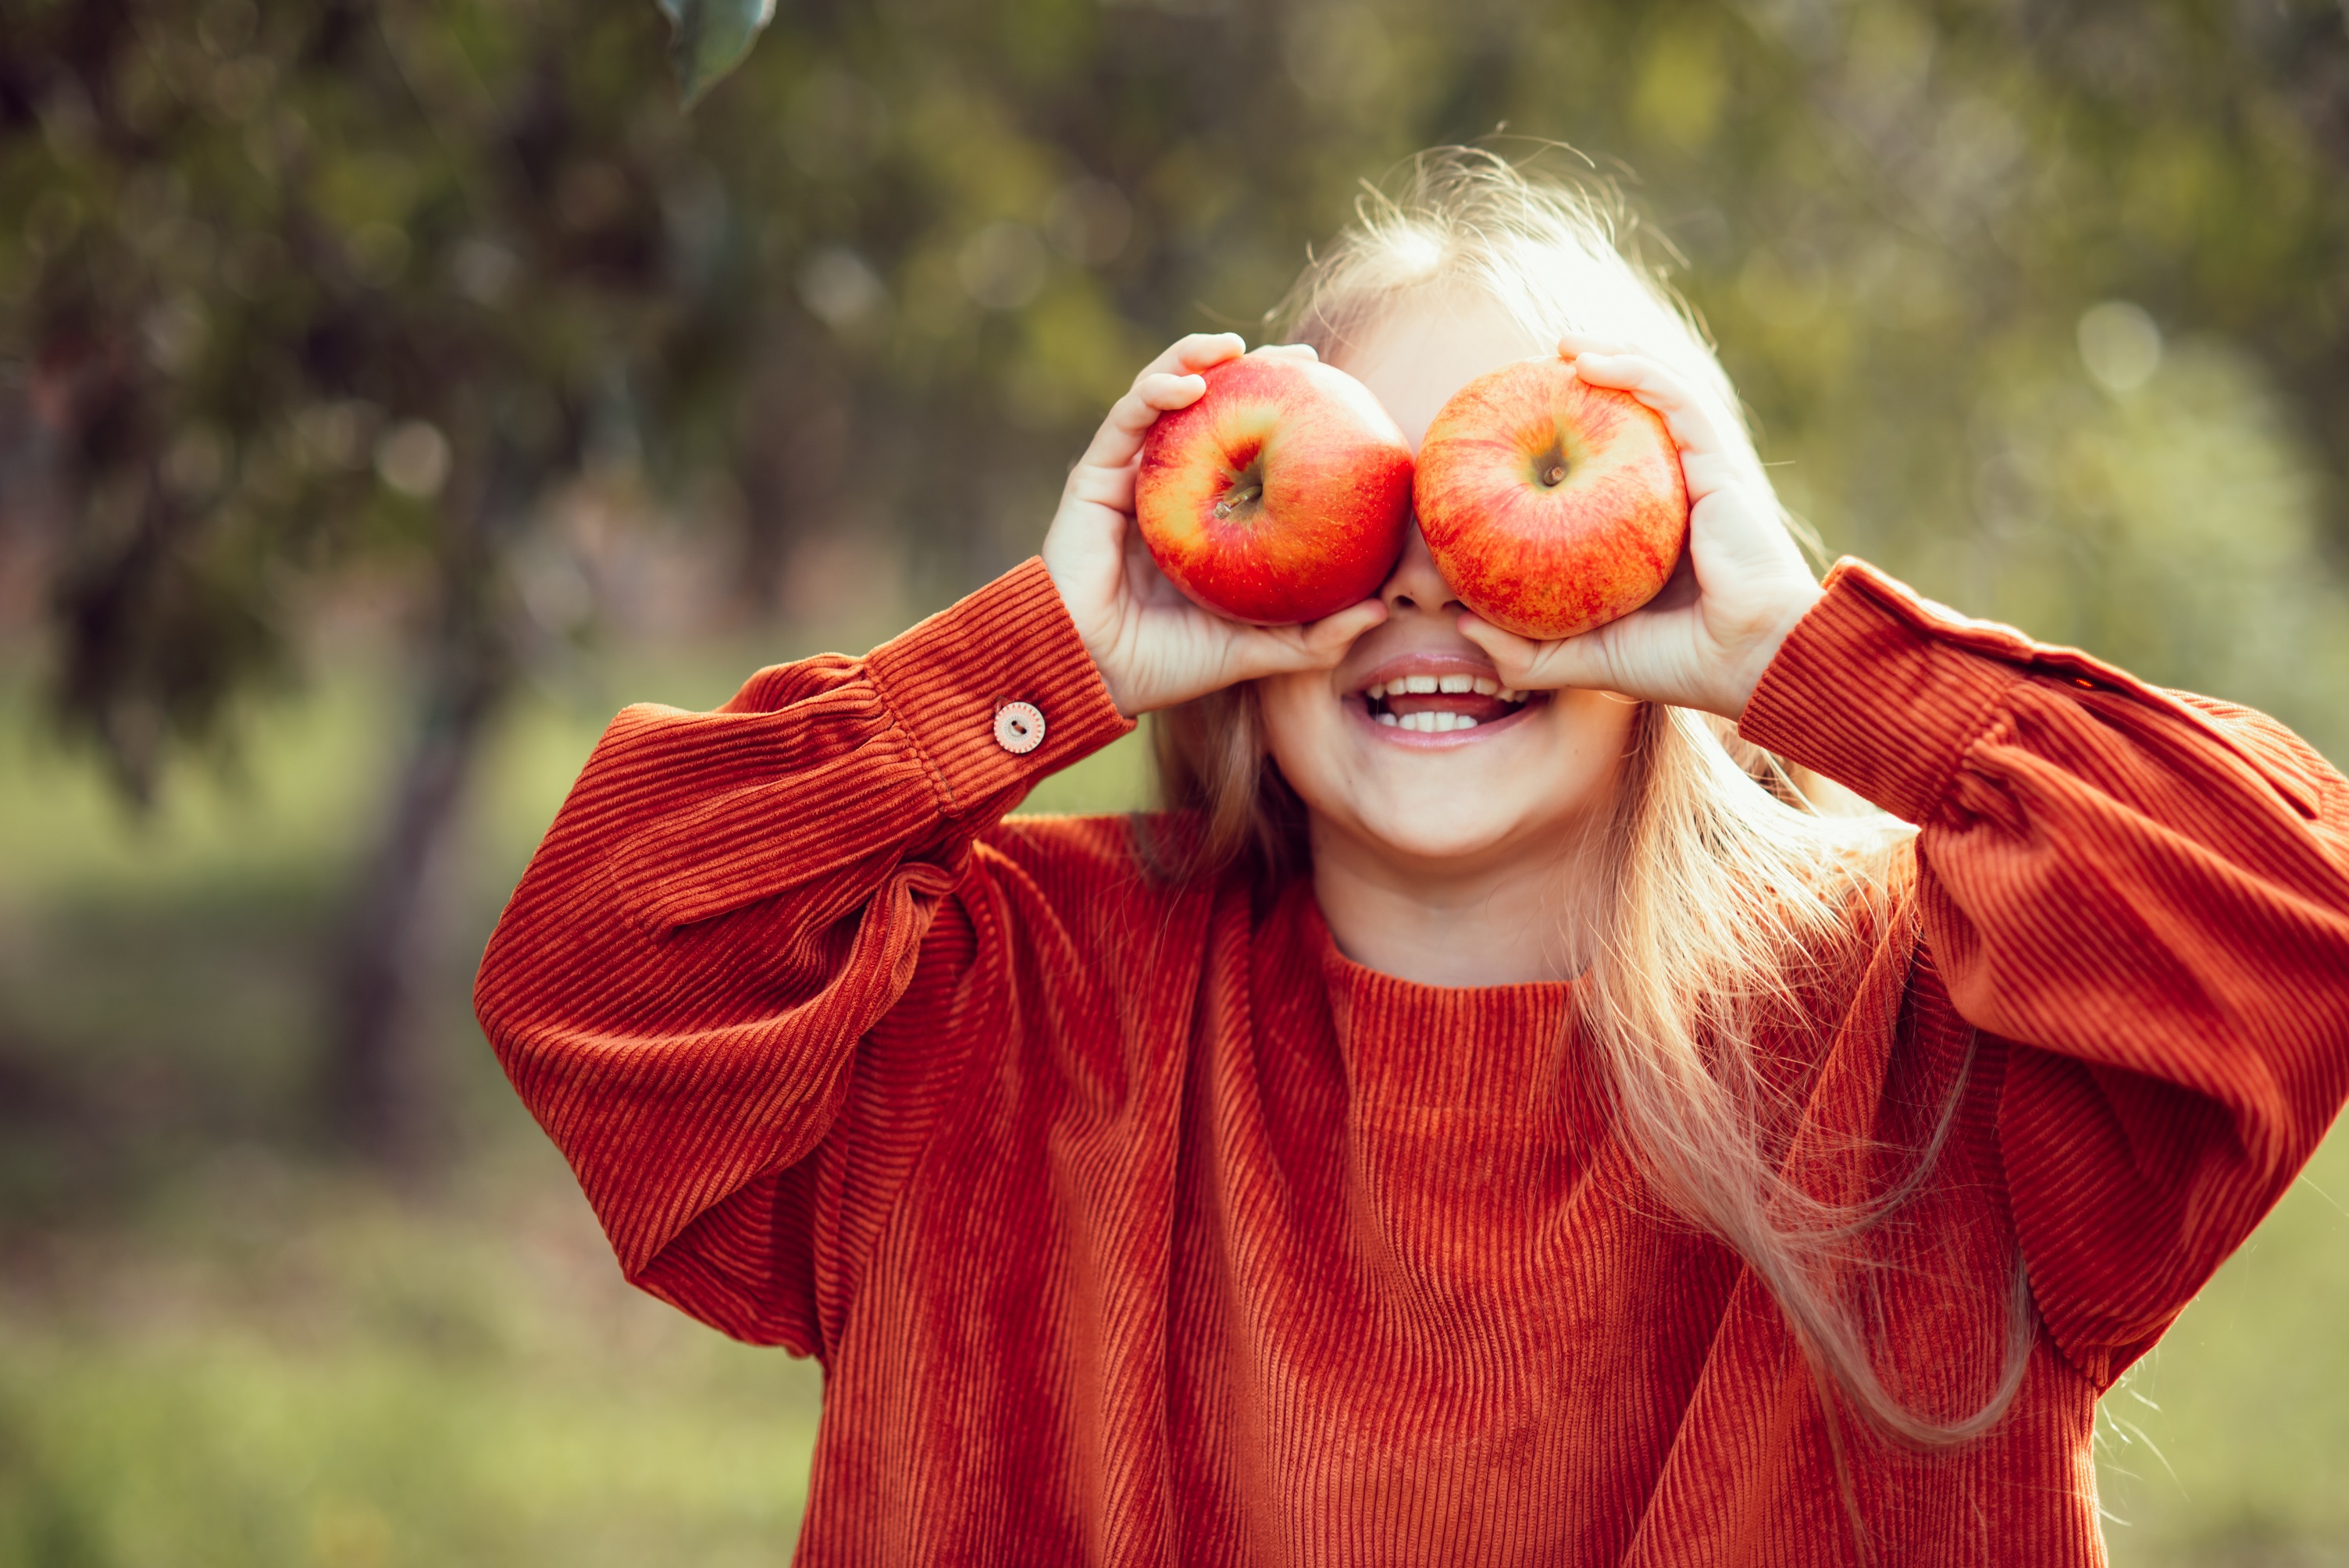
[993,701,1046,755]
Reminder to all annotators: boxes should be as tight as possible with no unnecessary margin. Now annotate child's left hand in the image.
[1455,333,1823,722]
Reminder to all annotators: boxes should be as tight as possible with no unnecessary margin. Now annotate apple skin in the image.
[1135,356,1414,625]
[1412,357,1690,640]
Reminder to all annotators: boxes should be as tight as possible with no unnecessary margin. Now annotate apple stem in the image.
[1213,482,1264,520]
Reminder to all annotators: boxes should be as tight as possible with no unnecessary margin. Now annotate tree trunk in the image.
[328,434,527,1167]
[326,629,506,1165]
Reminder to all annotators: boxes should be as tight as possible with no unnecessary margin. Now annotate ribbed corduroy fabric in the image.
[476,557,2349,1566]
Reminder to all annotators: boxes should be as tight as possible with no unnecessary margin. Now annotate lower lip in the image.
[1346,694,1546,748]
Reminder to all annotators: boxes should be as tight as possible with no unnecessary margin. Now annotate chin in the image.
[1331,797,1535,864]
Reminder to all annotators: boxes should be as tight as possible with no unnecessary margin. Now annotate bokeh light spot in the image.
[375,421,451,501]
[2078,300,2163,394]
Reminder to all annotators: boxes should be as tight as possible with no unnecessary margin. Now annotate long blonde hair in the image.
[1152,148,2030,1449]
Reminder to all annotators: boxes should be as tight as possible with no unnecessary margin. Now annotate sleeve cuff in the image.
[864,558,1136,819]
[1736,559,2030,825]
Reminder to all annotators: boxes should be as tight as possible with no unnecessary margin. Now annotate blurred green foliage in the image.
[659,0,776,106]
[5,0,2347,773]
[4,0,2349,1562]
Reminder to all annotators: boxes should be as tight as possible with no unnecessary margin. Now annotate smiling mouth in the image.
[1358,672,1534,733]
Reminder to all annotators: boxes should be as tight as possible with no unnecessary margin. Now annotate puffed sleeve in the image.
[1739,559,2349,1385]
[473,558,1133,1352]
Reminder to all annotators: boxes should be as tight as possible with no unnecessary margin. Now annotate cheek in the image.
[1545,690,1642,795]
[1257,673,1342,800]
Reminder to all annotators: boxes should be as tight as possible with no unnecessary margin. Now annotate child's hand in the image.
[1043,333,1388,718]
[1455,333,1823,722]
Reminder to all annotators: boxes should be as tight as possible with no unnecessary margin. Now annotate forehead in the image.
[1328,292,1552,451]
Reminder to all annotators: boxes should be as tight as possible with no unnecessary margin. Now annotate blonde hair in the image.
[1152,148,2030,1449]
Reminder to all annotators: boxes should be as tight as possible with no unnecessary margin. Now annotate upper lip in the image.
[1344,653,1512,700]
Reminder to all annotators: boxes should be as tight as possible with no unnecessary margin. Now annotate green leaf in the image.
[655,0,775,108]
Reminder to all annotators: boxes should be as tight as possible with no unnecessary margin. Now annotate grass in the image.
[2097,1131,2349,1566]
[0,645,2342,1566]
[0,1150,825,1568]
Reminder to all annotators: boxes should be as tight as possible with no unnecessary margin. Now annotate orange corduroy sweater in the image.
[475,558,2349,1566]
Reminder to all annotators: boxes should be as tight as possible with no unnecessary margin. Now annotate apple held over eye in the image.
[1412,357,1690,641]
[1135,355,1414,625]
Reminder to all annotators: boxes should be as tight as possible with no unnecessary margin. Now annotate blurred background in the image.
[3,0,2347,1561]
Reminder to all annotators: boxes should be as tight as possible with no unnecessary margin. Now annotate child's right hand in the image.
[1042,333,1388,718]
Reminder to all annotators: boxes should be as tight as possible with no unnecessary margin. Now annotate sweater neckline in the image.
[1277,883,1595,1119]
[1295,879,1588,998]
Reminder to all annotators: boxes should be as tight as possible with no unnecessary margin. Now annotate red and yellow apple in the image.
[1135,355,1413,625]
[1412,358,1689,640]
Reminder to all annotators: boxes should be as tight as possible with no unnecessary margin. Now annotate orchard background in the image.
[4,0,2348,1561]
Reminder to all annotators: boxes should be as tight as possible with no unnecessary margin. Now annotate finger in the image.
[1556,331,1640,361]
[1062,458,1137,513]
[1069,392,1166,476]
[1224,599,1388,680]
[1137,333,1246,383]
[1073,374,1207,476]
[1135,371,1210,411]
[1294,597,1387,657]
[1570,352,1734,458]
[1249,342,1320,362]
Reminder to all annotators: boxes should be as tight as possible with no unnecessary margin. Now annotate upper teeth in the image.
[1363,677,1523,702]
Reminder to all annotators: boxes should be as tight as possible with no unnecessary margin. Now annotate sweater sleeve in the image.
[1738,558,2349,1386]
[472,558,1133,1352]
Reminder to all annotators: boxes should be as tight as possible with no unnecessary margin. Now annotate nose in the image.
[1378,523,1464,618]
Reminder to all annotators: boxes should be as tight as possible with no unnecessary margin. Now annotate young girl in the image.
[475,151,2349,1565]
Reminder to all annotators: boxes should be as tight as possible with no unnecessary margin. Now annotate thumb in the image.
[1223,598,1390,684]
[1456,613,1621,693]
[1292,598,1391,664]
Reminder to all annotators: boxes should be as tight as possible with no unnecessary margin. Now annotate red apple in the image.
[1412,358,1690,640]
[1135,355,1413,625]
